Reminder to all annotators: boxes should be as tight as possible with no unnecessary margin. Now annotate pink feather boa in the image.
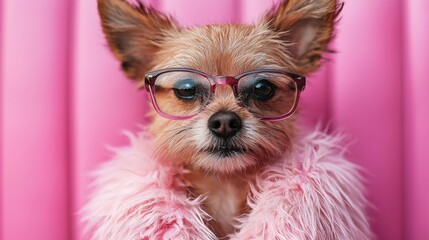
[82,130,373,239]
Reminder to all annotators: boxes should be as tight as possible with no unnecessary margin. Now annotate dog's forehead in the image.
[155,24,292,75]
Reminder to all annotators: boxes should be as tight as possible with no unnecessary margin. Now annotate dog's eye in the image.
[251,79,276,100]
[174,79,197,100]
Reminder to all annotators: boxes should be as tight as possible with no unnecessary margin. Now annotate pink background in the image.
[1,0,428,239]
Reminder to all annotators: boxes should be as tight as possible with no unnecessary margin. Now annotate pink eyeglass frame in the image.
[144,68,306,121]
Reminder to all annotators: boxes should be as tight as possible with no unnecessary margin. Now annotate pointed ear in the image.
[263,0,342,73]
[98,0,176,80]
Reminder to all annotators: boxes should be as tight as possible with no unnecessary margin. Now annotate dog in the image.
[83,0,372,239]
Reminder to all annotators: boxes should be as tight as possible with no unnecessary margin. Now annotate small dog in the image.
[84,0,372,239]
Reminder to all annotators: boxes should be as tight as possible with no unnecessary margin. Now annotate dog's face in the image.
[98,0,339,174]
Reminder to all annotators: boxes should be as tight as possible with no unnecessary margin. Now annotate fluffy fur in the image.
[82,130,372,240]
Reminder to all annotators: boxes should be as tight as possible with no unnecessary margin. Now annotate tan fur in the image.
[183,169,250,237]
[98,0,340,237]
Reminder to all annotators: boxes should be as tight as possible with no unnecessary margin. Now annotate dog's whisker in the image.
[152,126,190,159]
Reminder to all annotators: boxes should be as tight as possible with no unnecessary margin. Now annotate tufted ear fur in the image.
[263,0,342,73]
[98,0,176,80]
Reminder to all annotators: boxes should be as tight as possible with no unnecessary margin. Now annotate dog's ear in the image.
[263,0,342,73]
[98,0,176,80]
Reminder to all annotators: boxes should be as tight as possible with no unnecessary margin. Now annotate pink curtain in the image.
[1,0,428,239]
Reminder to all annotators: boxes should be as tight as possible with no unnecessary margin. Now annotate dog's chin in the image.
[191,147,257,174]
[206,145,247,158]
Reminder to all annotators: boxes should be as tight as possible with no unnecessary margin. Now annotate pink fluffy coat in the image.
[82,130,373,239]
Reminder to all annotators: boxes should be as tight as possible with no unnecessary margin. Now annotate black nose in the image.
[208,111,242,139]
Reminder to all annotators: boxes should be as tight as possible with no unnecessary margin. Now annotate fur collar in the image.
[82,130,373,240]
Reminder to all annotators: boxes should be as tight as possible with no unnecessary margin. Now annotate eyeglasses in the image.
[144,68,306,121]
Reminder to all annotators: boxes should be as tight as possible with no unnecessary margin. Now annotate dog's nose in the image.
[208,111,242,139]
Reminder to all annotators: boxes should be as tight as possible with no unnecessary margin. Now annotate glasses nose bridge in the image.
[210,76,238,93]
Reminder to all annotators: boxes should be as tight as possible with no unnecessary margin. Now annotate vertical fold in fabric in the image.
[1,0,72,239]
[332,0,404,239]
[71,0,154,239]
[0,0,4,236]
[404,0,429,239]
